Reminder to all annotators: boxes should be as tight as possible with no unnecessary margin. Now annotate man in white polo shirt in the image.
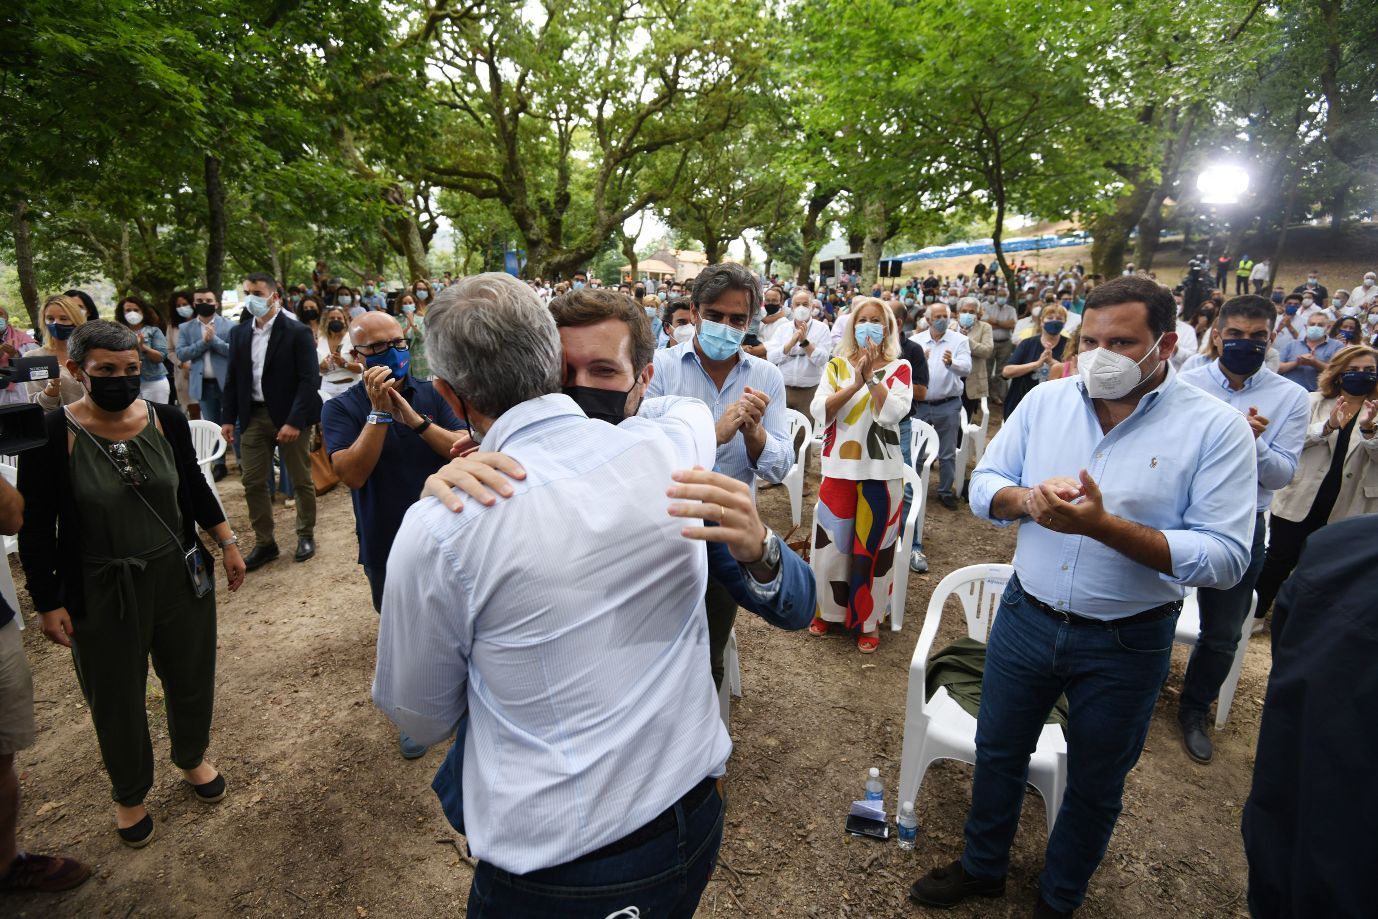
[767,287,833,423]
[912,302,972,511]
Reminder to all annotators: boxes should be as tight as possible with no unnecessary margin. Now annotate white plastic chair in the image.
[909,419,940,550]
[716,628,742,727]
[188,420,228,512]
[886,462,926,632]
[1173,588,1257,729]
[782,409,813,528]
[319,387,334,403]
[897,564,1067,837]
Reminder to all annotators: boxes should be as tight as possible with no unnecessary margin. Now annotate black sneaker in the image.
[1032,895,1075,917]
[910,859,1006,908]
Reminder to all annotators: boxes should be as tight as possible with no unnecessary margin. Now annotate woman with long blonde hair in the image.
[30,295,88,409]
[808,296,913,653]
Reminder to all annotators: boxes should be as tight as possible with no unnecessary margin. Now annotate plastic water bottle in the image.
[865,767,884,802]
[897,801,918,850]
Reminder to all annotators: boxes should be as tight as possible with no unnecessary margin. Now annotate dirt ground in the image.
[7,428,1268,919]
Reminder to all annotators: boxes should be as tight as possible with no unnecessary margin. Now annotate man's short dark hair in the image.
[662,297,692,325]
[549,288,655,375]
[692,263,761,316]
[245,272,280,296]
[69,319,138,366]
[193,287,218,301]
[1283,292,1303,303]
[1082,275,1176,336]
[1218,295,1277,327]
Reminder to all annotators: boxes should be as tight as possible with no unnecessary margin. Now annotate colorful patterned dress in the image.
[809,356,914,632]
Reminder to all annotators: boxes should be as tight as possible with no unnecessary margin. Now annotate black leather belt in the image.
[925,396,959,406]
[571,776,719,864]
[1014,575,1181,627]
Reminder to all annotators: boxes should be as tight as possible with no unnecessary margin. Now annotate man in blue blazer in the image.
[221,273,322,569]
[176,288,235,478]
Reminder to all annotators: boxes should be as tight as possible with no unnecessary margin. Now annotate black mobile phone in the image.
[844,814,889,840]
[10,355,60,384]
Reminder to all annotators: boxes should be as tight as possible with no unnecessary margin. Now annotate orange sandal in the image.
[857,633,879,654]
[808,617,829,636]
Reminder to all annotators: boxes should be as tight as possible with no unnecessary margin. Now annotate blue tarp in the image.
[882,233,1090,266]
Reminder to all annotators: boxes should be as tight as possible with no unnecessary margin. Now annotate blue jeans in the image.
[198,380,227,471]
[466,781,725,919]
[1179,511,1266,718]
[913,397,961,499]
[962,575,1177,912]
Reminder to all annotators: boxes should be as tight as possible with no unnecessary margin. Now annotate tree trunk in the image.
[795,187,839,286]
[860,198,890,292]
[620,234,638,281]
[118,222,133,296]
[739,235,753,271]
[990,191,1015,296]
[397,215,429,281]
[1090,181,1156,277]
[204,154,227,295]
[10,196,40,328]
[703,239,723,265]
[1268,166,1300,290]
[1134,189,1168,269]
[1328,182,1348,241]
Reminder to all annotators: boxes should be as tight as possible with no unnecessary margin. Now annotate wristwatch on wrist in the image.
[367,411,394,425]
[413,414,433,435]
[218,535,238,549]
[870,370,885,386]
[745,526,781,583]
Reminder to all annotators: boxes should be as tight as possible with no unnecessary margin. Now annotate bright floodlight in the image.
[1197,164,1250,205]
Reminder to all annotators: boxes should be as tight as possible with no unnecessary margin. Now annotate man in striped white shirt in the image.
[373,274,730,917]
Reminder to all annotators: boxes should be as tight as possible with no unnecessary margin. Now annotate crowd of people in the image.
[0,253,1374,917]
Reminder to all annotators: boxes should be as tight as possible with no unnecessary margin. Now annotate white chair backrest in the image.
[914,564,1013,669]
[0,463,15,486]
[0,455,16,470]
[960,406,969,429]
[319,387,334,403]
[910,419,940,474]
[785,408,812,466]
[977,396,991,439]
[188,419,227,465]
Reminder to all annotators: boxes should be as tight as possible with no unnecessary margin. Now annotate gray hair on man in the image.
[956,296,981,313]
[426,272,562,419]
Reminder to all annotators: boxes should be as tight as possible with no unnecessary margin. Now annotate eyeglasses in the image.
[107,440,148,487]
[353,338,410,357]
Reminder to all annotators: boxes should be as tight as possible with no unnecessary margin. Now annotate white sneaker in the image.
[909,550,929,573]
[1250,618,1267,636]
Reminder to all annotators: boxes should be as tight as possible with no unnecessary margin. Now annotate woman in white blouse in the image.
[317,306,363,397]
[808,296,914,652]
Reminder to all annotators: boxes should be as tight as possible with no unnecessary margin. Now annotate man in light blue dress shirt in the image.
[1176,296,1309,764]
[373,274,733,918]
[911,277,1257,918]
[646,263,792,690]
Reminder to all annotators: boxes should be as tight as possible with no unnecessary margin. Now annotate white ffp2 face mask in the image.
[1078,334,1165,400]
[671,324,695,344]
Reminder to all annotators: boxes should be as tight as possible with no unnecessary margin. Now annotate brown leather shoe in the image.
[0,852,92,893]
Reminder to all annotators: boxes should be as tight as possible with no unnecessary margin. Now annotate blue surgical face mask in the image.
[1284,304,1298,315]
[697,318,744,361]
[338,295,353,307]
[1043,320,1065,336]
[244,294,271,318]
[47,321,76,341]
[958,313,976,328]
[1305,325,1326,341]
[645,306,657,319]
[1340,370,1377,396]
[364,346,410,381]
[853,321,884,348]
[415,288,430,301]
[401,303,416,314]
[929,318,948,335]
[572,281,586,290]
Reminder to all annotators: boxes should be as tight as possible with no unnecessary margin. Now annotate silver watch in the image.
[746,526,781,582]
[218,535,239,549]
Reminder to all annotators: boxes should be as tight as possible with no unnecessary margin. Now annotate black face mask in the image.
[764,303,782,315]
[86,374,142,413]
[194,302,217,317]
[300,309,320,322]
[565,383,635,425]
[327,320,345,334]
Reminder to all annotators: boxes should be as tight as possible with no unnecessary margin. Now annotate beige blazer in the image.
[961,320,994,399]
[1270,391,1378,522]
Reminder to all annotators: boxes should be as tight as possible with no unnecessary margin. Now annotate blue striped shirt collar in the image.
[482,393,584,452]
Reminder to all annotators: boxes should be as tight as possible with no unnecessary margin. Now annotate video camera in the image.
[0,356,60,455]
